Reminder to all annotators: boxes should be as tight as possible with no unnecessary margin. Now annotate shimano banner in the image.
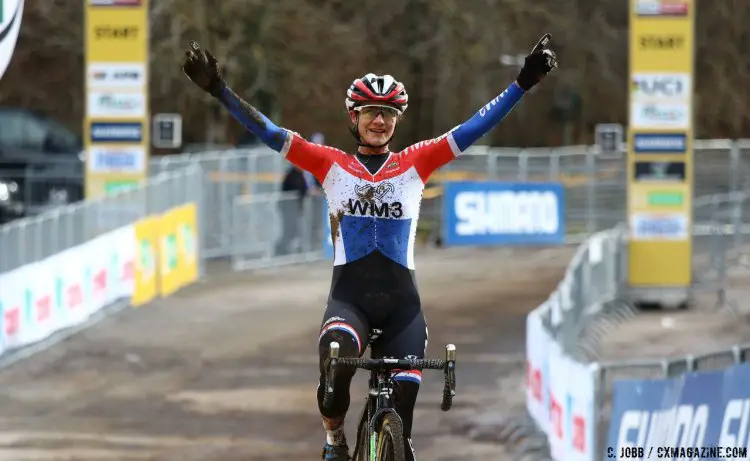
[442,181,565,246]
[0,0,24,80]
[607,363,750,459]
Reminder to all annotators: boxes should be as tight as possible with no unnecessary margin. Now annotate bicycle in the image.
[322,338,457,461]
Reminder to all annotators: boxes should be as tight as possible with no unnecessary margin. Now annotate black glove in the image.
[516,33,558,91]
[182,40,226,98]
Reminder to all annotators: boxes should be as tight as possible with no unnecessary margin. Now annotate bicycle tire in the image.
[375,413,406,461]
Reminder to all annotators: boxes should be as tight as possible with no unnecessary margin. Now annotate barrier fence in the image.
[517,203,750,460]
[4,138,750,258]
[0,165,202,359]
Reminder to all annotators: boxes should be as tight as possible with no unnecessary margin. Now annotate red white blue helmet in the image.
[345,73,408,114]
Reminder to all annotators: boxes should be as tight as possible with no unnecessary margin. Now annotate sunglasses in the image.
[356,106,400,121]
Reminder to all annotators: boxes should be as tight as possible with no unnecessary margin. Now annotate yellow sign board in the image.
[174,203,199,287]
[627,0,694,287]
[157,203,199,297]
[84,0,150,200]
[158,207,181,297]
[132,216,158,307]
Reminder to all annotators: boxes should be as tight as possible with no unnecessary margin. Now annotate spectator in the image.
[276,165,309,255]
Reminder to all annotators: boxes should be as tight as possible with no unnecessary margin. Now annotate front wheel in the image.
[375,413,406,461]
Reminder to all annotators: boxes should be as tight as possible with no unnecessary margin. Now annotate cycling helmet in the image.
[345,73,408,114]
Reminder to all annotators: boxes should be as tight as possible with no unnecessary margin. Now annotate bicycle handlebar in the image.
[330,357,447,371]
[322,342,457,412]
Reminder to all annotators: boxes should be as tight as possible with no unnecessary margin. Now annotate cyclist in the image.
[182,35,557,460]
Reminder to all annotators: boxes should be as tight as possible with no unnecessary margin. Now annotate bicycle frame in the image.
[353,367,400,460]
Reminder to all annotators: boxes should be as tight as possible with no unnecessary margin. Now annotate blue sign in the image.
[90,122,143,143]
[322,201,333,259]
[633,133,687,153]
[442,181,565,246]
[606,363,750,460]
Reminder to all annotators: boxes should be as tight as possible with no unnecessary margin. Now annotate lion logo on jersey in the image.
[355,182,395,202]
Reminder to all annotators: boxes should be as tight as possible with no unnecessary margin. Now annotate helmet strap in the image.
[348,113,394,150]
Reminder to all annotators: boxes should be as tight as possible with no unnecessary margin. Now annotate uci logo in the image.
[347,182,404,218]
[631,73,689,99]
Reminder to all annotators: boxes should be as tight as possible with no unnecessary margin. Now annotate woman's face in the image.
[349,106,399,147]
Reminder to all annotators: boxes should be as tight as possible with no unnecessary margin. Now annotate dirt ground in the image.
[0,246,575,461]
[596,263,750,363]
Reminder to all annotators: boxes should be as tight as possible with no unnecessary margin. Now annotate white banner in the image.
[0,225,136,358]
[546,341,597,461]
[526,304,597,461]
[526,307,551,432]
[56,247,89,327]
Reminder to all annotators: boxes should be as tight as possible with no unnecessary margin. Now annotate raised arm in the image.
[405,34,558,180]
[182,41,289,153]
[454,33,558,152]
[217,86,288,153]
[451,82,526,152]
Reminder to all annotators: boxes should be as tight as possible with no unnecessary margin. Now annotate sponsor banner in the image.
[86,9,147,63]
[607,363,750,458]
[87,91,145,118]
[442,181,565,246]
[630,101,690,129]
[133,203,199,306]
[90,0,142,6]
[631,72,690,102]
[173,203,198,288]
[547,341,596,461]
[633,132,686,153]
[158,207,180,297]
[635,0,689,17]
[132,216,158,307]
[628,0,694,288]
[0,265,31,349]
[633,161,686,182]
[636,33,689,65]
[0,226,135,358]
[526,307,551,433]
[55,247,88,327]
[89,145,146,173]
[630,212,688,240]
[630,183,688,211]
[526,303,597,461]
[84,0,149,200]
[87,62,145,89]
[90,121,143,143]
[0,0,24,81]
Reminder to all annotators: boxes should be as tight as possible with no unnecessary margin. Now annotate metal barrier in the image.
[511,191,750,460]
[0,164,204,273]
[502,227,630,461]
[231,192,326,271]
[4,138,750,266]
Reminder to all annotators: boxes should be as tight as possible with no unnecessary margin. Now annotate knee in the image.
[317,326,361,418]
[318,322,362,366]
